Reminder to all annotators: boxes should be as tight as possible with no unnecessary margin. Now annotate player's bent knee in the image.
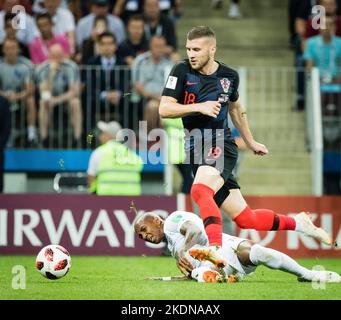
[236,240,253,266]
[249,244,277,266]
[191,183,214,203]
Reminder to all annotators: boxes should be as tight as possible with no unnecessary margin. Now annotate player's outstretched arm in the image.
[175,220,203,276]
[229,98,268,156]
[159,96,221,119]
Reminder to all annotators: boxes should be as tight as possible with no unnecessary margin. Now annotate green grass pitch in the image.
[1,256,340,300]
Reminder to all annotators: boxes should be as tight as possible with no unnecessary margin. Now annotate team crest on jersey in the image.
[220,78,231,93]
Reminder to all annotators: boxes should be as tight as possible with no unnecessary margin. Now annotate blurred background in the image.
[0,0,340,197]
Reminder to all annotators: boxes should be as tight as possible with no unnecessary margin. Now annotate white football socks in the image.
[249,244,311,279]
[293,215,304,232]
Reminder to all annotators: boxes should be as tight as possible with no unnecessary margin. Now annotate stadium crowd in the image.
[289,0,341,194]
[1,0,339,195]
[0,0,182,149]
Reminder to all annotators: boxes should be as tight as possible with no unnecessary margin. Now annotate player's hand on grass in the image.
[247,140,269,156]
[198,101,221,118]
[175,249,193,277]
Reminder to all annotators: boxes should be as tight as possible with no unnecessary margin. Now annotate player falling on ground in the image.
[133,209,341,283]
[159,26,335,267]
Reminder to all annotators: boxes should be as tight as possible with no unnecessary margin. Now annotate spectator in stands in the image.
[86,32,126,125]
[0,38,37,146]
[212,0,242,19]
[118,14,149,67]
[41,0,76,54]
[0,96,11,193]
[143,0,177,56]
[36,44,82,148]
[300,0,341,52]
[113,0,144,23]
[67,0,84,22]
[87,120,143,195]
[288,0,304,46]
[296,0,341,39]
[87,31,125,70]
[113,0,183,22]
[229,0,242,19]
[294,0,316,43]
[76,0,126,50]
[0,0,40,45]
[79,15,108,64]
[29,13,71,65]
[32,0,67,14]
[295,0,341,51]
[0,12,29,58]
[76,0,105,18]
[304,15,341,83]
[158,0,183,18]
[33,0,83,22]
[293,0,320,111]
[0,0,33,14]
[132,35,173,133]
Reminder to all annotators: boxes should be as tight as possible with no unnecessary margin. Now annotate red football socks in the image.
[191,183,222,246]
[233,206,296,231]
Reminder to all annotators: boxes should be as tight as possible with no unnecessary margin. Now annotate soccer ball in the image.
[35,245,71,280]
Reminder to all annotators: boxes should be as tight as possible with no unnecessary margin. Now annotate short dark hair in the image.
[92,0,109,6]
[94,15,108,25]
[98,31,117,44]
[127,14,144,25]
[36,13,53,24]
[4,12,16,25]
[187,26,216,40]
[150,35,166,43]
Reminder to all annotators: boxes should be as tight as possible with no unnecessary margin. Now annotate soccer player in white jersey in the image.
[134,210,341,283]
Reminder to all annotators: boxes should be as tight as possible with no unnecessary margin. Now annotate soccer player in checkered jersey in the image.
[159,26,334,268]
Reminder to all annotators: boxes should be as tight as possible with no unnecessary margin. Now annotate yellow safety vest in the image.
[93,141,143,195]
[163,118,186,164]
